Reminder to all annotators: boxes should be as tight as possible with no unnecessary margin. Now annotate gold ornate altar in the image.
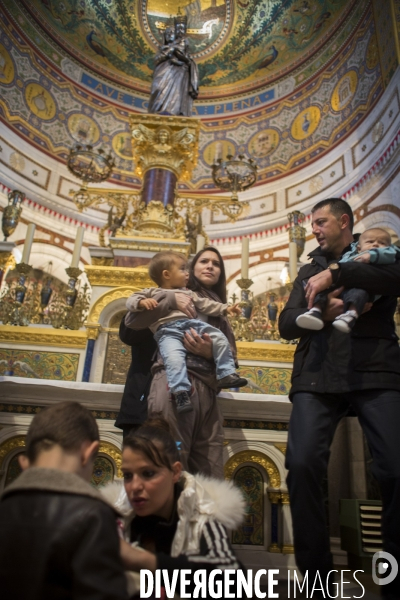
[0,257,299,569]
[72,113,248,259]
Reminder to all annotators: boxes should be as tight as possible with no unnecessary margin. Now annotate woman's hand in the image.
[175,293,197,318]
[120,539,156,572]
[183,328,213,359]
[227,303,241,317]
[139,298,158,310]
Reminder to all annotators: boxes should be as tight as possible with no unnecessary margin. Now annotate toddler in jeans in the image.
[125,251,247,414]
[296,227,400,333]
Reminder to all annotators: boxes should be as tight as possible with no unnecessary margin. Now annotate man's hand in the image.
[183,329,213,359]
[354,252,371,263]
[305,270,333,308]
[175,292,197,318]
[321,287,345,321]
[119,539,156,572]
[138,298,158,310]
[227,302,241,317]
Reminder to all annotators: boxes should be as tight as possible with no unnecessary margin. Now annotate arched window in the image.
[232,465,264,546]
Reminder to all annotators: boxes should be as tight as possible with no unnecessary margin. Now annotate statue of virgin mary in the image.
[148,15,199,117]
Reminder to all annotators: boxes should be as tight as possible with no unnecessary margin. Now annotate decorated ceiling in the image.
[0,0,388,191]
[7,0,360,97]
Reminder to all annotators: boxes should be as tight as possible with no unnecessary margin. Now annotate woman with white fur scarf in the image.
[103,417,245,598]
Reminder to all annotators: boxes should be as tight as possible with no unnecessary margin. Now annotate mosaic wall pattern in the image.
[102,333,132,385]
[91,455,115,488]
[0,2,385,189]
[232,466,264,546]
[101,334,292,392]
[0,349,79,380]
[237,366,292,395]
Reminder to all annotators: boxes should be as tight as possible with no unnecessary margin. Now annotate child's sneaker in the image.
[332,310,358,334]
[296,308,324,330]
[175,391,193,414]
[218,373,248,389]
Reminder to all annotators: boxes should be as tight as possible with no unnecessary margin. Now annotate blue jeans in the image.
[154,319,235,394]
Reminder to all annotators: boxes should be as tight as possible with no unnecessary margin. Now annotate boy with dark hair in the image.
[126,250,247,414]
[0,401,129,600]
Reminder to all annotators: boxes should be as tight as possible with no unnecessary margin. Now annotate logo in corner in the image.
[372,551,398,586]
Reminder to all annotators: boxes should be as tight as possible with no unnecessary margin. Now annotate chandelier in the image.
[67,144,115,199]
[212,153,258,201]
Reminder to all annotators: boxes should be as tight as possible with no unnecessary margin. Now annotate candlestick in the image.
[71,226,84,269]
[196,235,205,253]
[241,237,249,279]
[21,224,35,264]
[289,241,298,282]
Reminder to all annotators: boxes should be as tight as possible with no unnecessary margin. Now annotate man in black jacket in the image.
[279,198,400,598]
[0,401,129,600]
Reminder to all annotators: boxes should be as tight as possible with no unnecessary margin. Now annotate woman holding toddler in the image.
[116,247,239,479]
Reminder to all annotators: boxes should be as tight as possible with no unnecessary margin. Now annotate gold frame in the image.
[224,449,281,488]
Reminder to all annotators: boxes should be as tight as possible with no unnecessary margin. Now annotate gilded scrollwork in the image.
[236,342,295,363]
[130,115,200,181]
[99,441,123,479]
[85,266,153,289]
[267,490,281,504]
[87,286,138,325]
[0,325,87,348]
[280,491,290,504]
[0,251,16,272]
[224,450,281,488]
[274,443,287,455]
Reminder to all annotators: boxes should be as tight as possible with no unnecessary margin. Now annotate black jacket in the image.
[0,468,128,600]
[279,245,400,397]
[114,319,156,429]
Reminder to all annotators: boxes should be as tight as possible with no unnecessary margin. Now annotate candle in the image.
[21,224,36,264]
[71,226,85,268]
[196,235,205,253]
[289,241,298,282]
[241,237,249,279]
[214,142,222,161]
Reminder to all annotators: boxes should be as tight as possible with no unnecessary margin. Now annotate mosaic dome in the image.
[11,0,359,98]
[0,0,383,189]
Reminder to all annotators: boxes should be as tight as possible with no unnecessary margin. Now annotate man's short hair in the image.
[148,251,187,286]
[25,401,99,463]
[312,198,354,231]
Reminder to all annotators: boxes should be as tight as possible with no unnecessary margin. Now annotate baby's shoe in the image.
[332,310,358,334]
[175,391,193,414]
[296,308,324,330]
[218,373,248,389]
